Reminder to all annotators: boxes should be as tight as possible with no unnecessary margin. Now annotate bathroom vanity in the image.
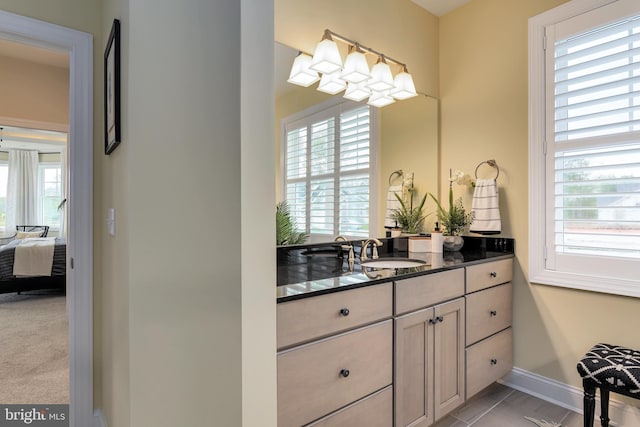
[276,237,514,427]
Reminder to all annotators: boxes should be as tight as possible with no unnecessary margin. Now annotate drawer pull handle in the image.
[490,271,497,278]
[340,369,350,378]
[490,359,498,365]
[339,308,350,317]
[490,310,497,316]
[429,316,444,324]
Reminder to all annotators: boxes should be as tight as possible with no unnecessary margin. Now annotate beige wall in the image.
[0,55,69,126]
[440,0,640,405]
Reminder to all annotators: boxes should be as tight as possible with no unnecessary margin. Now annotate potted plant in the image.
[429,171,474,250]
[392,192,428,235]
[276,201,308,245]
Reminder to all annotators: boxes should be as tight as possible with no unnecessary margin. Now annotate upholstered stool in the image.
[577,343,640,427]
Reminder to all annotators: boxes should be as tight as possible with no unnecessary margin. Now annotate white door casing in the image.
[0,10,94,427]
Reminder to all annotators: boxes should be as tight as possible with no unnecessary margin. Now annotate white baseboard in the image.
[94,409,107,427]
[500,367,640,426]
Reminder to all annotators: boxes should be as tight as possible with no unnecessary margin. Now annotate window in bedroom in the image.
[529,0,640,296]
[0,164,7,231]
[282,99,378,242]
[38,163,63,230]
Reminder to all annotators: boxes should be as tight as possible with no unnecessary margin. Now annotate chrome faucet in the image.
[360,238,383,261]
[334,235,355,263]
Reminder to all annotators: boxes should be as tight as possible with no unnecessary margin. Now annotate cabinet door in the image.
[394,307,435,427]
[433,298,466,421]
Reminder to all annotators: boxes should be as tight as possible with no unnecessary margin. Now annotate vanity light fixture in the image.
[287,52,320,87]
[367,56,395,92]
[288,29,417,107]
[390,65,418,100]
[343,81,371,102]
[310,30,343,74]
[341,44,370,84]
[318,70,347,95]
[367,90,395,108]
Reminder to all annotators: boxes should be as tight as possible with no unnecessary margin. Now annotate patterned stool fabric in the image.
[577,343,640,393]
[577,343,640,427]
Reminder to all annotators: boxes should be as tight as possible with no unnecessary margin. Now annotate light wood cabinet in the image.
[277,255,514,427]
[306,386,393,427]
[466,328,513,397]
[394,298,465,427]
[277,320,393,427]
[277,282,393,349]
[464,259,514,399]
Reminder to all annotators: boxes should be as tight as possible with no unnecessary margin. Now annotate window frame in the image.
[529,0,640,297]
[280,96,379,242]
[38,160,63,231]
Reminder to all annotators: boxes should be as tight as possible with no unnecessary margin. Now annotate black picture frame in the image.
[104,19,121,155]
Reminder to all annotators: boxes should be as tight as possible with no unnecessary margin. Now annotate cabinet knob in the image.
[490,310,497,316]
[490,359,498,365]
[339,308,350,317]
[437,316,444,323]
[429,318,437,324]
[490,271,497,278]
[340,369,350,378]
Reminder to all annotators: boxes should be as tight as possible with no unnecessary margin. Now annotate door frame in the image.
[0,10,94,427]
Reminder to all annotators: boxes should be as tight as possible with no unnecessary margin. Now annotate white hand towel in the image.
[469,179,501,235]
[385,185,403,228]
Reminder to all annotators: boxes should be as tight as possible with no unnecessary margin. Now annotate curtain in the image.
[6,150,39,232]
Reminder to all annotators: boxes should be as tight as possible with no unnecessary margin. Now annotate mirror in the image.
[275,41,439,242]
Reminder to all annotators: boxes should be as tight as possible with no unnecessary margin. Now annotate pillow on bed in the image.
[16,231,44,239]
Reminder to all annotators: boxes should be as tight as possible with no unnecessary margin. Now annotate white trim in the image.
[0,10,94,427]
[528,0,640,297]
[501,367,640,426]
[93,409,108,427]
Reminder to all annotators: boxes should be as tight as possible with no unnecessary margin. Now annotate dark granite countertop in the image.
[277,236,514,302]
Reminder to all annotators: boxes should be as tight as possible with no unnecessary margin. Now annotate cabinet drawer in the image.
[306,386,392,427]
[466,258,513,293]
[395,269,464,315]
[277,283,392,349]
[278,320,393,427]
[466,283,512,346]
[466,328,513,398]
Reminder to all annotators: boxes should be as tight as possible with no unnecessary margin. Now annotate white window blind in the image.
[530,0,640,296]
[283,101,376,240]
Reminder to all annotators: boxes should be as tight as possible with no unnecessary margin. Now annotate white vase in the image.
[443,235,464,251]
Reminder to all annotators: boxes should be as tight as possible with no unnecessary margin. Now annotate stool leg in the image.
[583,380,596,427]
[599,387,610,427]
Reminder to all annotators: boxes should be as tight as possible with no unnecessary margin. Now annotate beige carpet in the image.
[0,290,69,404]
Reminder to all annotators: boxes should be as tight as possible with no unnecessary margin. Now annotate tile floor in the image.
[433,383,583,427]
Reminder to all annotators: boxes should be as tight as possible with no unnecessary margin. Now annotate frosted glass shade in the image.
[343,81,371,102]
[287,53,320,87]
[367,61,394,91]
[391,71,417,100]
[367,90,395,107]
[318,70,347,95]
[341,51,370,84]
[310,39,343,74]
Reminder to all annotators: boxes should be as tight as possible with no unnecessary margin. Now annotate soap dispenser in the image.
[431,222,443,253]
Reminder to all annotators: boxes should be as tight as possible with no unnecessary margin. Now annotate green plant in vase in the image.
[429,170,474,250]
[392,192,428,234]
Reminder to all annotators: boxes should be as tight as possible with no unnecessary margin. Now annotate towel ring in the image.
[389,169,404,185]
[474,160,499,180]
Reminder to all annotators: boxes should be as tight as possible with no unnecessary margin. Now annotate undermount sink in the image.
[360,258,427,269]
